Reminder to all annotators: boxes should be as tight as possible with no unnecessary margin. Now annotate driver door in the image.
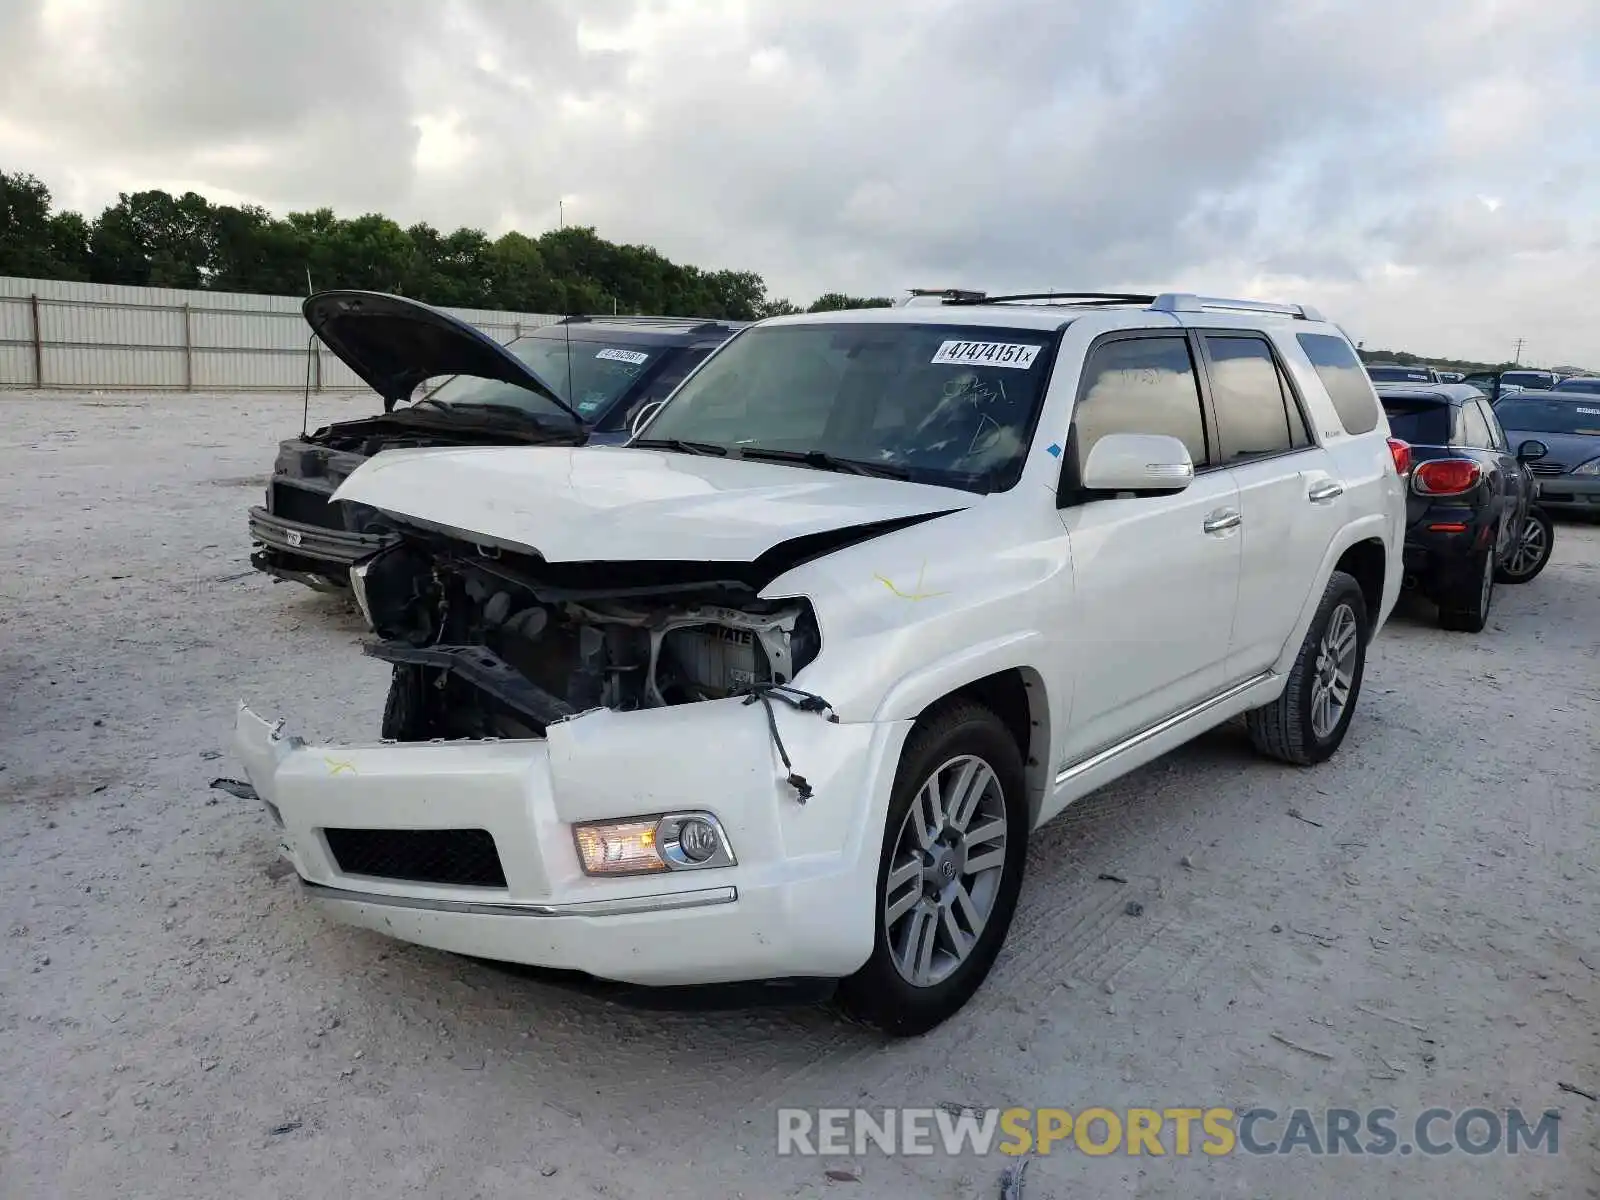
[1054,332,1243,767]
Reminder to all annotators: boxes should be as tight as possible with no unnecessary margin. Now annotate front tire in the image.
[1496,507,1553,584]
[835,700,1028,1037]
[1247,570,1369,766]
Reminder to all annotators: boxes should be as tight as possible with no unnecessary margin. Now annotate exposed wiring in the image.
[739,683,839,804]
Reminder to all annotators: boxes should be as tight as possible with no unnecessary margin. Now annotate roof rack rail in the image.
[943,291,1155,307]
[1148,293,1324,322]
[895,287,988,307]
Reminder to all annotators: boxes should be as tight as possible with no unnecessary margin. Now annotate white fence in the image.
[0,276,561,392]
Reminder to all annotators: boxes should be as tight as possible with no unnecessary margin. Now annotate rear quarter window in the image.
[1296,332,1382,435]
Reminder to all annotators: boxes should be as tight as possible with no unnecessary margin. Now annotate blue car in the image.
[249,291,743,590]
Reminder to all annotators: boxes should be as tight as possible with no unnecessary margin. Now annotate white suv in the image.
[232,291,1407,1035]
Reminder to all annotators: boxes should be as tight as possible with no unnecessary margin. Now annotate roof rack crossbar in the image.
[1149,293,1324,322]
[556,314,743,329]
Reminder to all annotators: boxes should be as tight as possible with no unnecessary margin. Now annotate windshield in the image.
[1380,399,1451,444]
[1494,398,1600,436]
[1366,365,1433,382]
[1499,371,1555,390]
[1552,377,1600,395]
[637,322,1058,493]
[423,333,664,421]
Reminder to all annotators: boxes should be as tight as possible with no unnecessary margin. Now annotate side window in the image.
[1476,400,1509,450]
[1203,335,1295,461]
[1296,332,1382,435]
[1457,401,1494,449]
[1071,335,1208,468]
[1279,361,1315,448]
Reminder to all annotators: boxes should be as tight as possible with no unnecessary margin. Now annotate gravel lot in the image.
[2,390,1597,1199]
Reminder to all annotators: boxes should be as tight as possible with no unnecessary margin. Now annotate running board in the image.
[1054,671,1277,787]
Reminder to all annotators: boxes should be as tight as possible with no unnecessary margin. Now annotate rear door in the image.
[1055,332,1242,764]
[1193,332,1345,680]
[1468,397,1528,555]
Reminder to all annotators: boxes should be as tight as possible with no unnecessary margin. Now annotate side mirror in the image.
[1517,439,1548,463]
[629,400,665,440]
[1080,433,1194,493]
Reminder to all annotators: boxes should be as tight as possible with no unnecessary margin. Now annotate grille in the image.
[1528,461,1565,477]
[270,480,343,529]
[323,828,507,887]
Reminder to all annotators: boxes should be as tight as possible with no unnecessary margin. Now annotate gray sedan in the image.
[1495,394,1600,514]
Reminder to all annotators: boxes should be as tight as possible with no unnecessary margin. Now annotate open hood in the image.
[332,445,971,564]
[303,290,582,421]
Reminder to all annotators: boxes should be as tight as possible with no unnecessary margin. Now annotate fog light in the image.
[573,811,735,876]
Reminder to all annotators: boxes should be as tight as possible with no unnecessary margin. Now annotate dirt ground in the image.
[1,390,1597,1199]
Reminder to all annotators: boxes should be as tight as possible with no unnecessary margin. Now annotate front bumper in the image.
[231,700,908,986]
[248,506,395,586]
[1531,476,1600,511]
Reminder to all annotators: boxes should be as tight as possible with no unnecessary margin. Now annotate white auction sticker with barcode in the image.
[930,340,1042,369]
[596,348,650,365]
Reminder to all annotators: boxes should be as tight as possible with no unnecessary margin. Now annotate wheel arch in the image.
[1274,519,1391,675]
[896,666,1053,834]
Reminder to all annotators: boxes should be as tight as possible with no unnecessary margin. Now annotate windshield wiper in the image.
[738,446,912,479]
[630,437,729,456]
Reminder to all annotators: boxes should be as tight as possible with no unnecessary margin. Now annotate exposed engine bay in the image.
[357,531,822,741]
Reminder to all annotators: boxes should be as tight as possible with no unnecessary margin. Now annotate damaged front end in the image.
[353,529,825,743]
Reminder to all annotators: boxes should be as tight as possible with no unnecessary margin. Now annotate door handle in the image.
[1203,509,1242,534]
[1308,479,1345,503]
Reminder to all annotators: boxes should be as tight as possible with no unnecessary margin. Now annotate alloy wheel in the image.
[1309,602,1358,740]
[883,754,1009,987]
[1504,517,1548,579]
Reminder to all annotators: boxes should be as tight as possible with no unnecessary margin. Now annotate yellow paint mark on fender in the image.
[875,561,948,602]
[323,757,357,776]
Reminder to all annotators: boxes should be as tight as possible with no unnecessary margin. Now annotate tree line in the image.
[0,169,893,320]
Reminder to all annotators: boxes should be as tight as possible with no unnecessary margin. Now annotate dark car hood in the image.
[1500,428,1600,471]
[303,290,582,421]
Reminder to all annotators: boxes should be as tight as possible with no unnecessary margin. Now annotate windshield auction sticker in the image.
[595,348,650,365]
[931,341,1042,369]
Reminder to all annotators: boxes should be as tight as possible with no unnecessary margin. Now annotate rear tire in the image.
[1438,549,1493,632]
[1495,507,1553,584]
[1247,570,1369,766]
[834,700,1028,1037]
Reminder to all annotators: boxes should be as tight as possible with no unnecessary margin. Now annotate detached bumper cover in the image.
[248,506,395,568]
[230,700,908,986]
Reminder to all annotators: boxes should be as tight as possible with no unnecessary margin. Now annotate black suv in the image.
[249,291,742,590]
[1378,383,1554,631]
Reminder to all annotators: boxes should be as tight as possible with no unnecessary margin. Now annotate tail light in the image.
[1413,458,1481,496]
[1386,437,1412,476]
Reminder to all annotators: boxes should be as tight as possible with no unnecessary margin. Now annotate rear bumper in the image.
[230,700,908,986]
[1402,515,1492,589]
[248,506,394,583]
[1531,477,1600,510]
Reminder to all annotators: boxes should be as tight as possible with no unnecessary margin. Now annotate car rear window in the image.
[1380,398,1451,445]
[1297,332,1382,435]
[1366,365,1434,383]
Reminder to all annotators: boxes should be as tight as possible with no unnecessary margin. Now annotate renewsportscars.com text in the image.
[776,1106,1560,1158]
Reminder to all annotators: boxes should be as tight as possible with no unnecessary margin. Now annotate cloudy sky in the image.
[2,0,1597,365]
